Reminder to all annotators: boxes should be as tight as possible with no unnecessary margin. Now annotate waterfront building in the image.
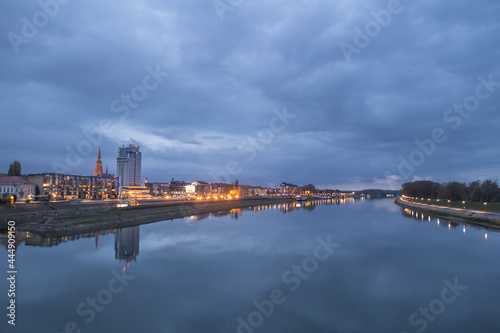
[186,181,210,196]
[120,185,149,198]
[144,179,170,196]
[27,173,118,200]
[240,185,267,196]
[210,182,230,195]
[280,182,298,195]
[0,176,36,201]
[170,178,188,195]
[117,144,142,187]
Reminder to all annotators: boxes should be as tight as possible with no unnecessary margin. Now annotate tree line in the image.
[402,179,500,202]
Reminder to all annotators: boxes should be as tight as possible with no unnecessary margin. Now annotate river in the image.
[1,198,499,333]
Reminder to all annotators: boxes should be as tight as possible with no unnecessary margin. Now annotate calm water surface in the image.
[1,198,500,333]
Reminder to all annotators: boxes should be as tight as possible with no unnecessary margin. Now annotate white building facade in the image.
[0,176,36,200]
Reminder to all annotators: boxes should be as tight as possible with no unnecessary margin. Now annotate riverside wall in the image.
[395,197,500,229]
[0,197,294,236]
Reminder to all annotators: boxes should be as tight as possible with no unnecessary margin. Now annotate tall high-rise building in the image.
[94,147,103,177]
[116,144,142,187]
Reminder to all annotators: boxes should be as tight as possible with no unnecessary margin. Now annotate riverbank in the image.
[1,197,295,236]
[395,197,500,229]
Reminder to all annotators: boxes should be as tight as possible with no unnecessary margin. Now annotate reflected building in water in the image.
[20,230,115,248]
[115,226,140,263]
[4,198,358,251]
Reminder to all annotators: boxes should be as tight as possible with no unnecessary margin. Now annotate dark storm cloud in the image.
[1,0,499,189]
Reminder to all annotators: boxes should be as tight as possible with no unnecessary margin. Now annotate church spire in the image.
[94,147,103,177]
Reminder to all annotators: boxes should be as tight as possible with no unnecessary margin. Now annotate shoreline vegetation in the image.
[0,197,295,236]
[395,197,500,230]
[401,179,500,205]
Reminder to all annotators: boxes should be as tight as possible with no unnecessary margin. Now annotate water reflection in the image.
[0,198,354,256]
[0,226,141,265]
[185,197,350,222]
[3,198,500,333]
[115,226,140,264]
[1,229,116,248]
[0,198,357,250]
[401,207,499,235]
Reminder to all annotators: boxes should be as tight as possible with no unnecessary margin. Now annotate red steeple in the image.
[94,147,103,177]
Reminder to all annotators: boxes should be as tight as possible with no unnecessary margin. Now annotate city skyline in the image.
[3,3,500,333]
[2,1,499,190]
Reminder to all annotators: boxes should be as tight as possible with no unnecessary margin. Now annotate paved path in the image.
[397,197,500,223]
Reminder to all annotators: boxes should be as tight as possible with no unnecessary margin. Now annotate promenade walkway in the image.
[396,197,500,223]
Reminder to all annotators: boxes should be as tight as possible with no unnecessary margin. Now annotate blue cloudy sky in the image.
[1,0,499,190]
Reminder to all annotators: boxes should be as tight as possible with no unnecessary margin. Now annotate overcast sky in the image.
[1,0,499,190]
